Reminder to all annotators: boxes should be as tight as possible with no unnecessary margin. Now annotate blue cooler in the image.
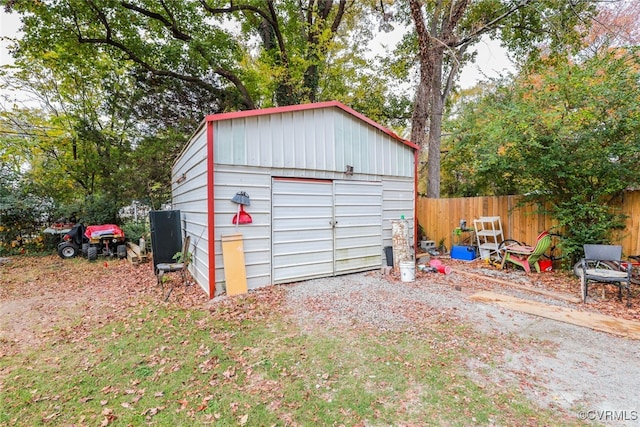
[451,245,477,261]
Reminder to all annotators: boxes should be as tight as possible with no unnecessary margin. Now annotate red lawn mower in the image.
[57,223,127,260]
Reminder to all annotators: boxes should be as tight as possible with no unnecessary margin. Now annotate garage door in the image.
[272,178,382,284]
[334,181,383,274]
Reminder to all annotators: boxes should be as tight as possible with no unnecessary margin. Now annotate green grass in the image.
[0,292,582,426]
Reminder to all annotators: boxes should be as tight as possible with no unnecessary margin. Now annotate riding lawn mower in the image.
[57,223,127,260]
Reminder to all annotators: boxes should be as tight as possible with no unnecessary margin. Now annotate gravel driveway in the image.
[283,269,640,426]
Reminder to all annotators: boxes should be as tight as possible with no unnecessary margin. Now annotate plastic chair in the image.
[156,235,191,301]
[501,231,551,273]
[580,244,631,307]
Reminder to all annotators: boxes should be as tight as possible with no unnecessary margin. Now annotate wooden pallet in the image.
[126,241,148,264]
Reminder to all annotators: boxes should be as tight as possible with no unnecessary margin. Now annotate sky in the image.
[0,11,20,66]
[0,9,513,92]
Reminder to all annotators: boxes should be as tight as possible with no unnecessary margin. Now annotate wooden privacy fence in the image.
[416,190,640,257]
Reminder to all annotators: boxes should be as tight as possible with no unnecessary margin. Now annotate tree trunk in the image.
[427,47,445,198]
[410,76,431,151]
[408,0,433,190]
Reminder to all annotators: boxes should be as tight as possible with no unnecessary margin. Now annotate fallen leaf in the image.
[177,399,188,411]
[223,366,236,379]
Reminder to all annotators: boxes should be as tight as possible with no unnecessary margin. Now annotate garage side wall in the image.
[172,125,210,295]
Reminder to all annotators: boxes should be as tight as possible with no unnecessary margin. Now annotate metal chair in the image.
[581,244,631,307]
[156,235,191,301]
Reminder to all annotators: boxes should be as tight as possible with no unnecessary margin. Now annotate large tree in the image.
[1,48,138,202]
[442,49,640,260]
[2,1,410,213]
[2,0,385,112]
[404,0,597,198]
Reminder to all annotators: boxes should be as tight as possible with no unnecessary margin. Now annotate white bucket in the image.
[399,261,416,282]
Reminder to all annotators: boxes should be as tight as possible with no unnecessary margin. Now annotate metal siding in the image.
[334,181,383,274]
[382,177,415,248]
[271,114,285,168]
[232,119,246,165]
[334,112,345,172]
[213,166,272,292]
[212,106,412,179]
[180,213,209,294]
[310,110,330,171]
[272,179,334,283]
[257,115,273,167]
[172,127,210,295]
[301,110,315,169]
[291,114,304,168]
[374,128,383,173]
[247,119,262,167]
[214,120,232,164]
[371,131,382,173]
[171,158,208,205]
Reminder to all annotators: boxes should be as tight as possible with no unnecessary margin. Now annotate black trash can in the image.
[384,246,393,267]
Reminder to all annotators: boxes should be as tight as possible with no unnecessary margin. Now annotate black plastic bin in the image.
[384,246,393,267]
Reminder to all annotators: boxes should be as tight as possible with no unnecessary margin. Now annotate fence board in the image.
[417,191,639,257]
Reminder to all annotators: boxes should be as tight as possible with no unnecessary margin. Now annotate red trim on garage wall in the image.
[414,149,419,250]
[207,121,215,299]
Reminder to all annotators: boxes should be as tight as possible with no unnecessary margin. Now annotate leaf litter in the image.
[1,254,639,425]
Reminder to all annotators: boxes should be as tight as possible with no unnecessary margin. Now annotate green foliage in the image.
[172,249,191,264]
[0,168,54,255]
[499,0,597,63]
[120,219,149,244]
[82,194,121,225]
[3,0,391,113]
[444,50,640,263]
[1,0,408,218]
[403,0,596,197]
[127,131,183,209]
[552,197,626,265]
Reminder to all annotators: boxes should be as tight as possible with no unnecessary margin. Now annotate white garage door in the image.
[334,180,383,274]
[272,178,382,284]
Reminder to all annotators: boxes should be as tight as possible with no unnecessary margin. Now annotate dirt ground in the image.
[1,255,639,426]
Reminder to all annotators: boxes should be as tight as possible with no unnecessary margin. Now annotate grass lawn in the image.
[0,256,582,426]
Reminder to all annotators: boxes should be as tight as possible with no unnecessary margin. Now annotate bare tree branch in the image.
[72,1,256,109]
[454,0,534,48]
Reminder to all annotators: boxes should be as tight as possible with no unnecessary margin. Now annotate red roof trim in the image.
[204,100,418,150]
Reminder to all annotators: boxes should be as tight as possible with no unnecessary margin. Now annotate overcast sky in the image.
[0,11,20,66]
[1,10,513,91]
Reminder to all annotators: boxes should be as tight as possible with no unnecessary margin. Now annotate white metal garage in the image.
[171,101,418,298]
